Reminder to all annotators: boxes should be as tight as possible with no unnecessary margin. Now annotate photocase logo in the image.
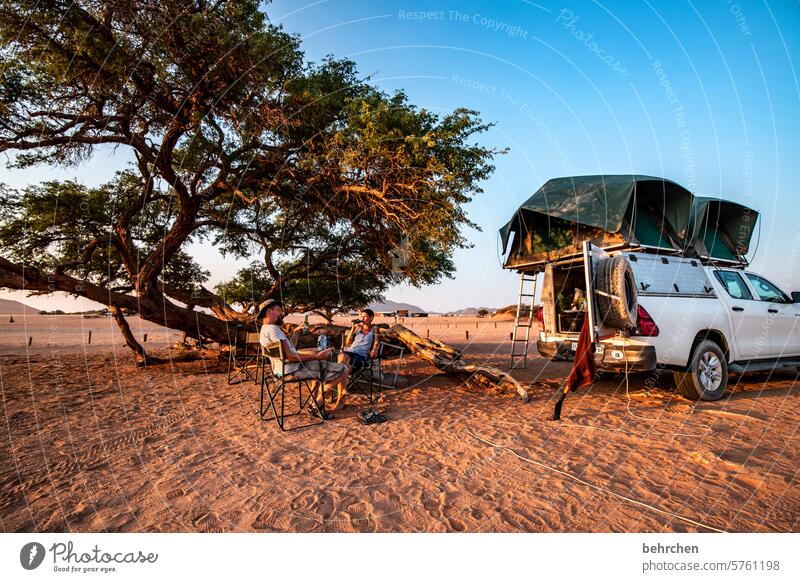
[20,542,46,570]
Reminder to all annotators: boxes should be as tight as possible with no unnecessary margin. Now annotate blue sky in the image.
[1,0,799,312]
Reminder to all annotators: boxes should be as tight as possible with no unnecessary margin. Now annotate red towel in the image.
[566,315,596,392]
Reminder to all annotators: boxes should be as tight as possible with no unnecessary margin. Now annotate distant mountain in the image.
[367,299,427,314]
[451,306,496,316]
[366,301,505,315]
[0,298,39,315]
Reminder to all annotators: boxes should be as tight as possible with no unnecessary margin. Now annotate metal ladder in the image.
[510,272,538,369]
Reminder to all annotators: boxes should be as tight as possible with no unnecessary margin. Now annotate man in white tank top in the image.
[258,300,349,418]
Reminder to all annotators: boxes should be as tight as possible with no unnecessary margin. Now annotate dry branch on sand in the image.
[390,324,529,401]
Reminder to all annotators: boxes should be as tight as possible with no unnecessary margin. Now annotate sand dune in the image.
[0,298,39,316]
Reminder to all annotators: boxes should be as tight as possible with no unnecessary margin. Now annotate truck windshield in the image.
[745,273,790,303]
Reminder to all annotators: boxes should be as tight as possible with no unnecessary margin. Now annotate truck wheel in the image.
[672,340,728,401]
[596,255,637,330]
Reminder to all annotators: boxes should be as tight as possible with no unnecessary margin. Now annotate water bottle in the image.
[317,333,329,352]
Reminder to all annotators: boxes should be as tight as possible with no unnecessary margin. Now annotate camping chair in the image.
[343,340,406,403]
[259,341,325,431]
[227,331,262,384]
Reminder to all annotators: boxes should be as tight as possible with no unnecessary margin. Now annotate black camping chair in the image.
[343,340,406,403]
[259,341,325,431]
[227,331,262,384]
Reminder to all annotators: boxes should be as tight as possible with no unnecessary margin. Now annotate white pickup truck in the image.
[536,242,800,400]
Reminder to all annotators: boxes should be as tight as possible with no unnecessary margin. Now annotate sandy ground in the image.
[0,314,798,532]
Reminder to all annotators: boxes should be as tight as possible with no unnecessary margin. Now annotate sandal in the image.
[308,406,335,421]
[358,409,386,425]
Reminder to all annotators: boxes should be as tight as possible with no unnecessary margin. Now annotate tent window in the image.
[714,271,752,300]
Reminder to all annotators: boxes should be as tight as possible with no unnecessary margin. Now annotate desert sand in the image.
[0,314,797,532]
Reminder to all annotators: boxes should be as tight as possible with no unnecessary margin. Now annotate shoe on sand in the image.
[308,406,334,421]
[358,409,386,425]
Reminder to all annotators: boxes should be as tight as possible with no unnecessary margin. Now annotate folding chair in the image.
[259,341,325,431]
[345,341,406,403]
[227,331,262,384]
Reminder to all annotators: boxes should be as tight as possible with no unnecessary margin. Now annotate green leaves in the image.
[0,175,208,291]
[214,262,273,308]
[0,0,499,324]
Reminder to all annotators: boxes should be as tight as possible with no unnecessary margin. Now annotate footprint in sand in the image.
[718,445,772,465]
[250,510,279,531]
[494,508,527,531]
[165,488,185,501]
[445,515,466,531]
[340,501,376,531]
[289,489,316,512]
[220,509,241,526]
[251,508,294,531]
[47,454,81,476]
[420,490,440,514]
[690,450,766,489]
[191,510,223,533]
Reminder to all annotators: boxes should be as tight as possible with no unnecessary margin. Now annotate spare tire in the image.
[595,255,637,330]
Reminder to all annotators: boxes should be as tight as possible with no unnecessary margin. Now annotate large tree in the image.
[215,258,385,325]
[0,0,498,360]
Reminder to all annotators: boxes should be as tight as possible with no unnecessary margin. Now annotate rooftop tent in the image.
[500,175,694,270]
[688,197,759,262]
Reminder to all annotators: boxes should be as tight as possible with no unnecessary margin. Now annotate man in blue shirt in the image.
[339,308,379,372]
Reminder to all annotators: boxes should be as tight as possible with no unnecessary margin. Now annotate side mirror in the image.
[792,292,800,303]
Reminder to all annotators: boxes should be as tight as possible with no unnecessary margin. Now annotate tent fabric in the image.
[632,208,672,250]
[502,211,628,268]
[500,175,694,268]
[689,197,758,260]
[500,175,758,270]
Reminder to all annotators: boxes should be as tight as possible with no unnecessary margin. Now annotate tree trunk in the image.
[390,324,529,401]
[0,256,254,349]
[109,306,156,365]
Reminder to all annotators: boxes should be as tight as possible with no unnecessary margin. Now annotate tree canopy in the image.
[0,0,499,358]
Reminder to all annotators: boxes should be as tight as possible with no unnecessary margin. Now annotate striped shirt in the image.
[260,324,300,376]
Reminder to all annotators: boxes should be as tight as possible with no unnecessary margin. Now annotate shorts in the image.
[283,360,347,383]
[343,351,369,370]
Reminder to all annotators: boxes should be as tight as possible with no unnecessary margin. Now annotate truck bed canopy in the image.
[500,175,757,270]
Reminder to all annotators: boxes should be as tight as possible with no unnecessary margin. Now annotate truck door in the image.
[711,269,770,359]
[744,273,800,357]
[583,241,616,343]
[767,302,800,356]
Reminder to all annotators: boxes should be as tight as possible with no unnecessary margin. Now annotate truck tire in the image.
[595,255,637,330]
[672,340,728,401]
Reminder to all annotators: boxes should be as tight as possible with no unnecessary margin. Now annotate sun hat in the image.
[257,299,283,319]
